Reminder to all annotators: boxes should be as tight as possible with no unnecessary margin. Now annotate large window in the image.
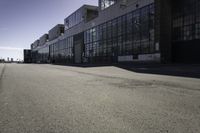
[49,36,74,63]
[100,0,117,10]
[84,3,155,63]
[172,0,200,41]
[37,46,49,63]
[65,9,83,30]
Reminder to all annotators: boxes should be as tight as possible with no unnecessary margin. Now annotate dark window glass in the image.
[84,3,155,63]
[172,0,199,41]
[112,19,118,37]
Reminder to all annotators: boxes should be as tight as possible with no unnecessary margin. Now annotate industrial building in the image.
[23,49,32,63]
[24,0,200,64]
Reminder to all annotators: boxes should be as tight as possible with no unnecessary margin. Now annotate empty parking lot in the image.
[0,63,200,133]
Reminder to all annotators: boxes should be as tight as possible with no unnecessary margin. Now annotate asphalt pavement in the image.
[0,63,200,133]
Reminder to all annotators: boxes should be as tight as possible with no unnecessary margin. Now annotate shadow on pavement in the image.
[53,62,200,79]
[116,63,200,79]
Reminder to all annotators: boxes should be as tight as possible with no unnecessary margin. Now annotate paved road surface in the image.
[0,63,200,133]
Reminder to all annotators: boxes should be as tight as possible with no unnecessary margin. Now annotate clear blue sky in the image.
[0,0,98,61]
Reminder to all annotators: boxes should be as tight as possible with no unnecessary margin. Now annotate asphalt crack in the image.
[0,64,6,92]
[0,64,6,79]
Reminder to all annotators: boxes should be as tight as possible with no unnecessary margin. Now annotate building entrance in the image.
[74,33,84,64]
[172,0,200,63]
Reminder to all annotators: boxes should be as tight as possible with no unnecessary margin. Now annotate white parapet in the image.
[138,53,161,61]
[118,53,161,62]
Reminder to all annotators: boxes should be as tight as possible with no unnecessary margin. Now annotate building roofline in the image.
[64,4,98,21]
[48,24,64,32]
